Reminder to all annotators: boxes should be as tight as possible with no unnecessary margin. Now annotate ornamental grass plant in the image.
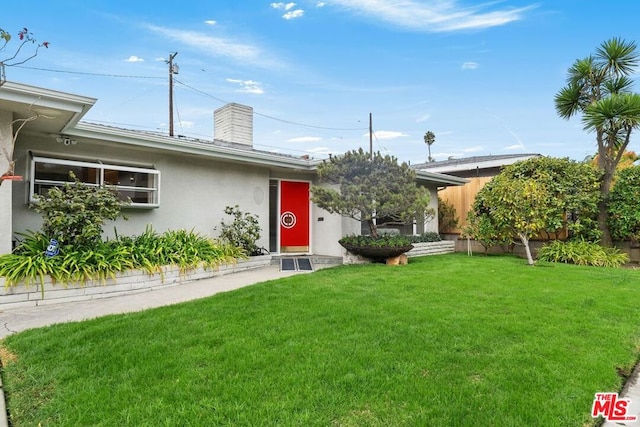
[0,228,245,289]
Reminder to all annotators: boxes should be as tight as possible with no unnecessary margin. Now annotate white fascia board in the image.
[0,81,96,129]
[68,122,318,171]
[415,170,468,186]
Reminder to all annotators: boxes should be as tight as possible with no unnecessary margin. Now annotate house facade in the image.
[0,82,467,257]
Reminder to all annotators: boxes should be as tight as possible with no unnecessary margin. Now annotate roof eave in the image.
[68,122,318,171]
[415,170,469,186]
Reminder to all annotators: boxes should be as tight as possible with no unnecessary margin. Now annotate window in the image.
[30,156,160,208]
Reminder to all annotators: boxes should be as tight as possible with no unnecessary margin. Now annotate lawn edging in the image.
[0,255,272,310]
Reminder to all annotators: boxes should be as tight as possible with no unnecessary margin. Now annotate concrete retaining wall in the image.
[406,241,455,257]
[0,255,272,309]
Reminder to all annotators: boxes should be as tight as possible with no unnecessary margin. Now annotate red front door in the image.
[280,181,310,253]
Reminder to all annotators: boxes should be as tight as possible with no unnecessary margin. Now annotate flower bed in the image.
[0,255,272,309]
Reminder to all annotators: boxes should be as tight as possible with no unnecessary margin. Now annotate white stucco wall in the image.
[0,111,12,254]
[11,135,271,250]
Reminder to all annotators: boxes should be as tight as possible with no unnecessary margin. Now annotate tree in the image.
[0,27,49,73]
[503,156,601,241]
[0,27,50,184]
[424,131,435,162]
[555,37,640,246]
[311,148,432,238]
[466,157,601,263]
[470,174,548,265]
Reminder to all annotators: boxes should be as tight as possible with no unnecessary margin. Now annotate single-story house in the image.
[0,81,467,258]
[412,154,540,234]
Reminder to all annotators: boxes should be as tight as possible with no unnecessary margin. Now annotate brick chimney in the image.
[214,103,253,147]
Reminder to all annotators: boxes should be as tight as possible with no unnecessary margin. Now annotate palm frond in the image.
[596,37,639,76]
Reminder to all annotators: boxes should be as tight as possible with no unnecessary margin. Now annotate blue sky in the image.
[2,1,639,163]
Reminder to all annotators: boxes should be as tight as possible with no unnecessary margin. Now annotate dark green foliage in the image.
[407,232,441,243]
[466,157,602,257]
[608,166,640,241]
[217,205,262,256]
[437,197,458,233]
[311,148,432,238]
[538,239,629,267]
[338,234,412,248]
[499,156,601,241]
[30,173,128,248]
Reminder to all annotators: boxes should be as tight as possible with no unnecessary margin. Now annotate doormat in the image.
[280,258,314,272]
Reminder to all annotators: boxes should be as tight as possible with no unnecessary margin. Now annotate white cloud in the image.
[416,113,431,123]
[145,24,281,68]
[323,0,537,32]
[125,55,144,62]
[287,136,322,143]
[283,9,305,19]
[271,2,296,10]
[317,1,326,6]
[369,130,409,140]
[204,20,217,25]
[462,61,478,70]
[307,146,342,155]
[226,79,265,94]
[505,144,526,150]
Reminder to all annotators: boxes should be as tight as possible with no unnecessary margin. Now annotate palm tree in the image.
[555,37,640,246]
[424,131,435,162]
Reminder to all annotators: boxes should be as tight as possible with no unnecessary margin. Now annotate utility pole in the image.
[369,112,373,160]
[167,52,179,137]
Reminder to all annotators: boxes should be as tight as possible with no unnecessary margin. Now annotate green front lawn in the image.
[2,254,639,426]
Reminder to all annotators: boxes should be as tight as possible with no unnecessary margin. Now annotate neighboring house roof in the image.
[412,153,541,174]
[1,81,467,186]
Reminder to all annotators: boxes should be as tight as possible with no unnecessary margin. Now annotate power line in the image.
[174,78,368,132]
[15,64,368,134]
[14,65,163,79]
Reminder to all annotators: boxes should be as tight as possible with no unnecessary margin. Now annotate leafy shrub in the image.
[608,166,640,242]
[408,232,442,243]
[438,197,458,233]
[339,234,412,248]
[0,228,245,289]
[217,205,263,256]
[30,173,128,248]
[537,239,629,267]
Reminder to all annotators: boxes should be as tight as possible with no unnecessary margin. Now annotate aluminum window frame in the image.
[30,155,160,208]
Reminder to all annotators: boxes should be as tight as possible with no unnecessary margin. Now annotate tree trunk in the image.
[597,166,615,247]
[367,219,379,238]
[518,233,535,266]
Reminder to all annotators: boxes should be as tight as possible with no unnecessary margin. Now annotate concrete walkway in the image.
[0,264,313,339]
